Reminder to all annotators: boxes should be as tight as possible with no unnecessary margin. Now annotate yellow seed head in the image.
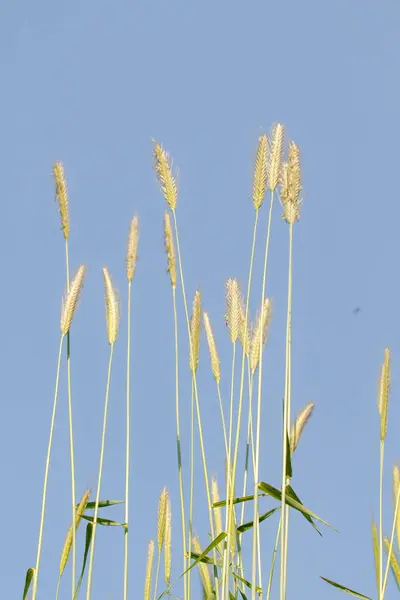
[280,141,302,224]
[60,265,86,335]
[238,291,251,356]
[157,487,168,552]
[378,347,390,441]
[225,279,241,344]
[393,465,400,551]
[144,540,155,600]
[164,212,177,288]
[252,134,268,210]
[103,267,120,344]
[372,520,380,594]
[164,496,172,585]
[192,537,213,599]
[384,536,400,588]
[203,312,221,384]
[126,216,139,282]
[59,489,91,576]
[290,402,315,454]
[53,161,70,240]
[189,291,201,374]
[250,297,272,372]
[153,141,178,210]
[267,122,284,191]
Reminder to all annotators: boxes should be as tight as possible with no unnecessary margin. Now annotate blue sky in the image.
[1,1,400,599]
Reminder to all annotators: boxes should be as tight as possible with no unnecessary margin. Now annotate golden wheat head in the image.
[164,495,172,585]
[250,297,272,372]
[290,401,315,454]
[203,312,221,384]
[192,537,213,599]
[126,215,139,282]
[164,212,177,288]
[394,465,400,551]
[378,347,390,441]
[59,489,91,576]
[252,134,268,210]
[225,279,243,345]
[103,267,120,344]
[53,161,70,240]
[267,122,284,191]
[153,141,178,210]
[60,265,86,336]
[144,539,155,600]
[280,141,302,224]
[157,487,168,552]
[189,290,202,374]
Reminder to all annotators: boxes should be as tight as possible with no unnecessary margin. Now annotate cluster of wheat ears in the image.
[23,123,400,600]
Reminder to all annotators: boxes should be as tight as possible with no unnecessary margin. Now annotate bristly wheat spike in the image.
[225,279,241,344]
[103,267,120,345]
[59,489,91,576]
[164,212,177,288]
[249,297,272,372]
[238,288,251,355]
[384,536,400,588]
[60,265,86,335]
[157,487,168,552]
[192,537,213,599]
[378,347,390,441]
[211,477,223,552]
[394,465,400,551]
[153,141,178,210]
[126,215,139,282]
[280,141,302,224]
[290,402,315,454]
[252,134,268,210]
[372,520,380,594]
[144,540,155,600]
[203,312,221,384]
[53,162,70,240]
[267,123,284,191]
[189,291,201,374]
[164,496,172,585]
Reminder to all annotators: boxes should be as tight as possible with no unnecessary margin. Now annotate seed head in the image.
[126,216,139,282]
[153,141,178,210]
[60,265,86,335]
[103,267,120,345]
[53,162,70,240]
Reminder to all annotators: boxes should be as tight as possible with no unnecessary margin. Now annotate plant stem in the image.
[124,281,132,600]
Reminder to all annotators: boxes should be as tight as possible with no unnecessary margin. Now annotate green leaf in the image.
[158,532,227,599]
[212,494,266,508]
[81,515,126,527]
[82,500,123,510]
[229,593,236,600]
[189,551,223,567]
[237,507,279,533]
[73,523,93,600]
[320,577,372,599]
[238,590,249,600]
[286,432,292,478]
[23,568,34,600]
[286,485,322,536]
[258,482,337,531]
[232,572,262,594]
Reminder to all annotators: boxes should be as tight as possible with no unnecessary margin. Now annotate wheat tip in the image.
[53,161,70,240]
[126,215,139,282]
[59,488,91,576]
[164,496,172,585]
[189,291,202,374]
[192,537,213,599]
[144,539,155,600]
[203,312,221,383]
[157,487,168,552]
[267,122,284,191]
[60,265,86,335]
[252,134,268,210]
[153,141,178,210]
[280,141,302,224]
[290,401,315,454]
[250,297,272,372]
[103,267,120,344]
[164,212,177,288]
[378,347,390,441]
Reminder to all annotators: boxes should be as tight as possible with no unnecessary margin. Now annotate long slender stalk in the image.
[251,191,275,600]
[124,281,132,600]
[172,209,219,599]
[379,439,385,600]
[85,344,115,600]
[188,380,195,600]
[32,336,64,600]
[280,223,294,600]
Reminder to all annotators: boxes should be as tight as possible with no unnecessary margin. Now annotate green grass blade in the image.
[212,494,267,508]
[232,572,262,594]
[286,485,322,536]
[286,433,292,479]
[23,568,34,600]
[258,482,336,531]
[81,515,126,527]
[320,577,372,599]
[158,532,227,599]
[237,507,279,533]
[73,523,93,600]
[238,590,249,600]
[83,500,123,509]
[189,552,224,567]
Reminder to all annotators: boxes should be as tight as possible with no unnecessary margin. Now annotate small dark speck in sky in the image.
[352,307,361,315]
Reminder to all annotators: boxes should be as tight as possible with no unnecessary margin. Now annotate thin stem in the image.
[153,550,162,600]
[252,190,275,600]
[172,286,187,600]
[86,344,115,600]
[266,516,281,600]
[124,281,132,600]
[379,439,385,600]
[382,467,400,594]
[188,379,195,600]
[32,336,64,600]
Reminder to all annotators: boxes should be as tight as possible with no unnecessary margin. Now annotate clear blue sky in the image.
[1,1,400,598]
